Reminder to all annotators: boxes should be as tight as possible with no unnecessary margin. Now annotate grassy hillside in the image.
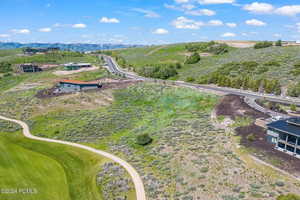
[0,121,113,200]
[115,43,300,85]
[0,57,134,199]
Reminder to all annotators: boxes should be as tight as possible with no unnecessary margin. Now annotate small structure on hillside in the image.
[23,47,60,55]
[55,79,102,93]
[19,63,42,73]
[63,63,92,71]
[267,117,300,158]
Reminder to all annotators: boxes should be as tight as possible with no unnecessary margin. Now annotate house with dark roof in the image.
[19,63,42,73]
[63,63,91,71]
[267,118,300,158]
[55,80,102,93]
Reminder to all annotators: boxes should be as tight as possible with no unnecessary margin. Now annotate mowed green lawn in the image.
[0,130,107,200]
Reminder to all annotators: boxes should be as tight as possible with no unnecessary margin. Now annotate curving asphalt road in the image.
[102,55,300,107]
[0,115,146,200]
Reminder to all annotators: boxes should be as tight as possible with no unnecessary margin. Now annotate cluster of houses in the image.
[23,47,60,55]
[19,62,92,73]
[267,117,300,158]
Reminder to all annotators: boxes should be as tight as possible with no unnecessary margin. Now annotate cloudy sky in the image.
[1,0,300,44]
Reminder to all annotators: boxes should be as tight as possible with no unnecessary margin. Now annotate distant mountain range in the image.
[0,42,144,52]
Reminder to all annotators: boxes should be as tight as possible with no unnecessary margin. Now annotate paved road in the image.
[0,115,147,200]
[245,97,290,119]
[102,55,300,107]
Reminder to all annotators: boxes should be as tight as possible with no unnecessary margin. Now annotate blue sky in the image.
[1,0,300,44]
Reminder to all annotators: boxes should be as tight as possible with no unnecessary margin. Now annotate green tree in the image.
[185,52,201,64]
[254,41,273,49]
[275,40,282,47]
[136,134,153,146]
[0,62,13,73]
[290,104,297,112]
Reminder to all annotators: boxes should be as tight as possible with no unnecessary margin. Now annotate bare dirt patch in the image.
[215,95,268,119]
[53,66,99,76]
[216,94,300,176]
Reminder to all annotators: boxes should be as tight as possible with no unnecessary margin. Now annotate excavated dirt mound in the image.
[215,95,268,119]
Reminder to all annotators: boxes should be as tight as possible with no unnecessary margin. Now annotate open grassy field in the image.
[115,43,300,85]
[0,121,135,200]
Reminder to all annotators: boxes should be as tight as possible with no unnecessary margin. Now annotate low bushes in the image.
[277,194,300,200]
[0,62,13,73]
[138,64,178,79]
[287,82,300,97]
[136,134,153,146]
[185,53,200,64]
[254,41,273,49]
[185,41,229,55]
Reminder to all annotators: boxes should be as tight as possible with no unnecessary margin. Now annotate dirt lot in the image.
[53,66,99,76]
[36,78,142,99]
[216,95,300,176]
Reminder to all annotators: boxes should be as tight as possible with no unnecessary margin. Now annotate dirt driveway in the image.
[53,66,99,76]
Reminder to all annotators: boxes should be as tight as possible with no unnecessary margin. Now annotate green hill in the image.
[114,42,300,96]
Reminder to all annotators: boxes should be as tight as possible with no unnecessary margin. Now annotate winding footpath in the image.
[0,115,146,200]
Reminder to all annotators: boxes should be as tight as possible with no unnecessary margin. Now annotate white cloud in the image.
[11,29,30,34]
[198,0,235,5]
[226,23,237,28]
[100,17,120,23]
[275,5,300,16]
[38,27,52,32]
[153,28,169,35]
[175,0,189,3]
[245,19,266,26]
[186,9,216,16]
[208,20,223,26]
[132,8,160,18]
[172,16,204,29]
[243,2,274,14]
[72,23,87,28]
[221,32,236,37]
[273,33,282,37]
[182,4,196,10]
[0,34,10,38]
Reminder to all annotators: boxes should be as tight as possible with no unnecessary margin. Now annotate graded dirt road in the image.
[0,115,146,200]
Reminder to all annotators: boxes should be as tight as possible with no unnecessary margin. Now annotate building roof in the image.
[59,79,99,85]
[63,63,91,67]
[267,118,300,137]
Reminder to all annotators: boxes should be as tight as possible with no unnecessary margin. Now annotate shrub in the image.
[185,52,201,64]
[247,134,256,142]
[275,181,285,187]
[277,194,300,200]
[287,82,300,97]
[275,40,282,47]
[186,77,195,82]
[290,104,297,112]
[138,64,178,79]
[200,167,209,173]
[0,62,13,73]
[136,134,153,146]
[207,43,229,55]
[254,41,273,49]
